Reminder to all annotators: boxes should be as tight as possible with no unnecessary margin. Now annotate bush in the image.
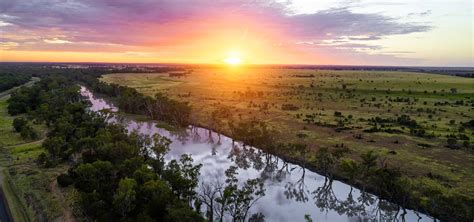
[281,104,299,111]
[20,124,38,140]
[13,117,38,140]
[446,138,459,149]
[13,117,27,132]
[57,173,74,187]
[462,141,470,149]
[37,152,47,165]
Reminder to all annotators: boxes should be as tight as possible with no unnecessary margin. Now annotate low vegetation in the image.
[0,95,64,221]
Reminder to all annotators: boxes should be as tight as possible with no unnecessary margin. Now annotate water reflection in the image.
[80,86,433,222]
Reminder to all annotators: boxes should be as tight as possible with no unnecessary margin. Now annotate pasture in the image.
[101,68,474,201]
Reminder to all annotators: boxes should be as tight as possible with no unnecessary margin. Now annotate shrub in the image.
[12,117,27,132]
[20,124,38,140]
[57,173,74,187]
[446,138,459,149]
[37,152,47,165]
[281,104,299,111]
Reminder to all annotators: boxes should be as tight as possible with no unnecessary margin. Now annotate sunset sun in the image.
[224,56,242,65]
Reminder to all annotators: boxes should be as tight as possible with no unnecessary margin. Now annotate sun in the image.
[224,56,242,65]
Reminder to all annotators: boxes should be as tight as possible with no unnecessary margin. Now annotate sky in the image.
[0,0,472,66]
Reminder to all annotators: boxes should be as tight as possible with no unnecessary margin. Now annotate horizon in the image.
[0,0,472,66]
[1,61,474,69]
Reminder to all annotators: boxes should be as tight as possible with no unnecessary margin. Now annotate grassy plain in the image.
[102,68,474,212]
[0,88,73,221]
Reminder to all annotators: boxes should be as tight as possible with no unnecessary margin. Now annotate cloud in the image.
[0,0,432,63]
[348,36,381,41]
[408,10,432,17]
[287,8,430,40]
[0,20,12,26]
[43,38,72,44]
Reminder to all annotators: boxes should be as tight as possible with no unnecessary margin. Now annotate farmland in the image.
[102,68,474,217]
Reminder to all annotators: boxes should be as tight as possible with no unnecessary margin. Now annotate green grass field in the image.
[102,68,474,204]
[0,94,72,221]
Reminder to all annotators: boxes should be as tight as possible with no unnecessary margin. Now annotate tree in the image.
[163,154,202,203]
[340,158,359,184]
[141,179,174,219]
[316,147,335,177]
[360,150,378,176]
[42,136,67,161]
[215,166,265,222]
[113,178,138,217]
[20,124,38,140]
[57,173,74,187]
[74,160,115,193]
[198,181,222,221]
[12,117,27,132]
[147,134,171,174]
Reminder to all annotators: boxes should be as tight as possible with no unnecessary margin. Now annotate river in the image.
[80,86,434,222]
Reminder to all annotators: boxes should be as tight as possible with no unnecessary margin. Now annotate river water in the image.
[80,87,434,222]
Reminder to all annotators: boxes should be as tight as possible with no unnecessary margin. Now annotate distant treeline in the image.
[0,73,32,92]
[0,63,192,126]
[8,75,204,221]
[74,74,192,126]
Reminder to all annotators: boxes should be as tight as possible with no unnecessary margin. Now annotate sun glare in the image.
[224,57,242,65]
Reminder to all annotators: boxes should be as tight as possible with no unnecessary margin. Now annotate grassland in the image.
[0,86,74,221]
[102,68,474,216]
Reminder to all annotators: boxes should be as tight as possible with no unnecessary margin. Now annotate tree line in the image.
[1,63,192,126]
[67,72,192,126]
[93,82,191,126]
[0,72,32,92]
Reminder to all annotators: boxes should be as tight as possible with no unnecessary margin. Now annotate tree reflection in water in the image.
[167,125,190,145]
[226,143,417,221]
[284,170,309,202]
